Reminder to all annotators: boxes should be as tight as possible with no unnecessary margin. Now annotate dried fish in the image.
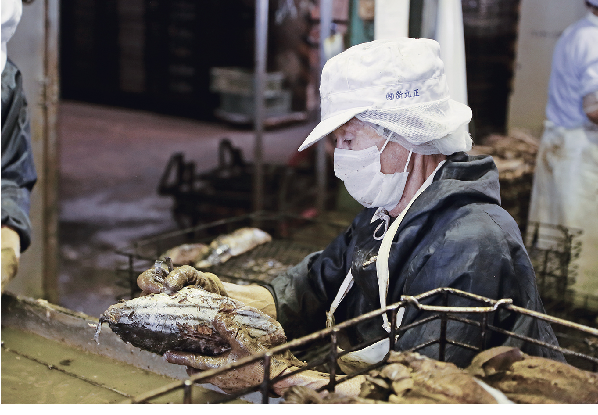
[162,243,211,266]
[282,386,376,404]
[285,347,598,404]
[95,286,286,356]
[195,227,272,268]
[466,346,598,404]
[364,351,499,404]
[283,351,501,404]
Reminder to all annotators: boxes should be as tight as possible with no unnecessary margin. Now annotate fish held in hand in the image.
[95,286,286,356]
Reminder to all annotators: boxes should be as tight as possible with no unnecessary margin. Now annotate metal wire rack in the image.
[524,221,598,316]
[111,213,598,403]
[119,287,598,404]
[114,211,350,299]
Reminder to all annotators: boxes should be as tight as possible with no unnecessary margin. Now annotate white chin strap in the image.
[377,159,445,332]
[371,149,413,240]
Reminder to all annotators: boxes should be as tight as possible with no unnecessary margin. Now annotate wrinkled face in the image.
[332,118,411,174]
[332,118,385,151]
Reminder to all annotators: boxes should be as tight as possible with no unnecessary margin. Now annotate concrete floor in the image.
[57,100,319,318]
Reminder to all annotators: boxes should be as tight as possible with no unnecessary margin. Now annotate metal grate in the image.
[112,214,598,403]
[119,287,598,404]
[523,221,598,318]
[208,240,317,285]
[114,211,349,298]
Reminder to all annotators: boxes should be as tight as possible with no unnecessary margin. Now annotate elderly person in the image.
[142,38,563,396]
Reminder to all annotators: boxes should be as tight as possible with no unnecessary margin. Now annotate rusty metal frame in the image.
[524,221,582,303]
[120,287,598,404]
[116,210,346,259]
[114,210,350,298]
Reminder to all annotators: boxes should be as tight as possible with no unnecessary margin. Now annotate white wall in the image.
[507,0,587,137]
[374,0,410,39]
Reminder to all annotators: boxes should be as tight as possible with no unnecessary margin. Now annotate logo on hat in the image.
[386,89,420,101]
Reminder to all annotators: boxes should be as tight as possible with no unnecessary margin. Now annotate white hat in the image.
[1,0,23,73]
[299,38,472,154]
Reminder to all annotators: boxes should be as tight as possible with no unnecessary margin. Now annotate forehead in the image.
[333,118,386,150]
[334,118,365,135]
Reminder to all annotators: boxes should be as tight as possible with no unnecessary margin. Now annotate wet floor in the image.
[57,101,318,318]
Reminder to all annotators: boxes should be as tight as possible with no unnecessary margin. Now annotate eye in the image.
[332,133,350,147]
[338,138,351,149]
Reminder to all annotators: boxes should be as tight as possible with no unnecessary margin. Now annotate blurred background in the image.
[5,0,594,323]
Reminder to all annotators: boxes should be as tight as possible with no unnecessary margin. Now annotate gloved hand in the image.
[137,263,228,296]
[1,226,21,293]
[137,259,277,318]
[1,247,19,293]
[164,310,304,395]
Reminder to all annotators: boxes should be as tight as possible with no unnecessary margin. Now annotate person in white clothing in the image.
[528,0,598,304]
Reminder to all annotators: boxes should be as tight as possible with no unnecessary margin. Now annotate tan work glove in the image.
[164,310,303,395]
[137,263,228,296]
[1,227,21,293]
[136,262,276,319]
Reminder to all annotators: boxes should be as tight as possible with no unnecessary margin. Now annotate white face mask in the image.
[334,140,412,211]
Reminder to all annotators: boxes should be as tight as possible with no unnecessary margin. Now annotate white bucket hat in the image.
[299,38,472,155]
[1,0,22,73]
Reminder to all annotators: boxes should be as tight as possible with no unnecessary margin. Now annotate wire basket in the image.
[112,214,597,403]
[114,211,351,298]
[523,221,598,320]
[118,287,598,404]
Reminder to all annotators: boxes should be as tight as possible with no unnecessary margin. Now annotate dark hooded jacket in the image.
[267,152,564,368]
[1,59,37,252]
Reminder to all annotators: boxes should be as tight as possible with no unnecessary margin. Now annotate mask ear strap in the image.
[379,136,391,153]
[403,150,413,172]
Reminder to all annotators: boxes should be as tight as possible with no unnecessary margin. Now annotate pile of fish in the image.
[467,346,598,404]
[469,129,540,180]
[283,347,598,404]
[161,227,272,268]
[95,285,286,356]
[469,130,540,226]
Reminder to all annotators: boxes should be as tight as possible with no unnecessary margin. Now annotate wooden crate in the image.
[210,67,284,97]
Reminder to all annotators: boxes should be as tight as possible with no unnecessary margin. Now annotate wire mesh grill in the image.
[523,221,598,317]
[207,240,316,285]
[524,221,582,300]
[113,214,598,403]
[119,287,598,404]
[114,211,349,298]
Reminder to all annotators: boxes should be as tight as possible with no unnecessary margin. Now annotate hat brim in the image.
[298,107,370,152]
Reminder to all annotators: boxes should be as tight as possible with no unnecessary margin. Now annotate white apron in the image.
[326,161,445,375]
[528,121,598,303]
